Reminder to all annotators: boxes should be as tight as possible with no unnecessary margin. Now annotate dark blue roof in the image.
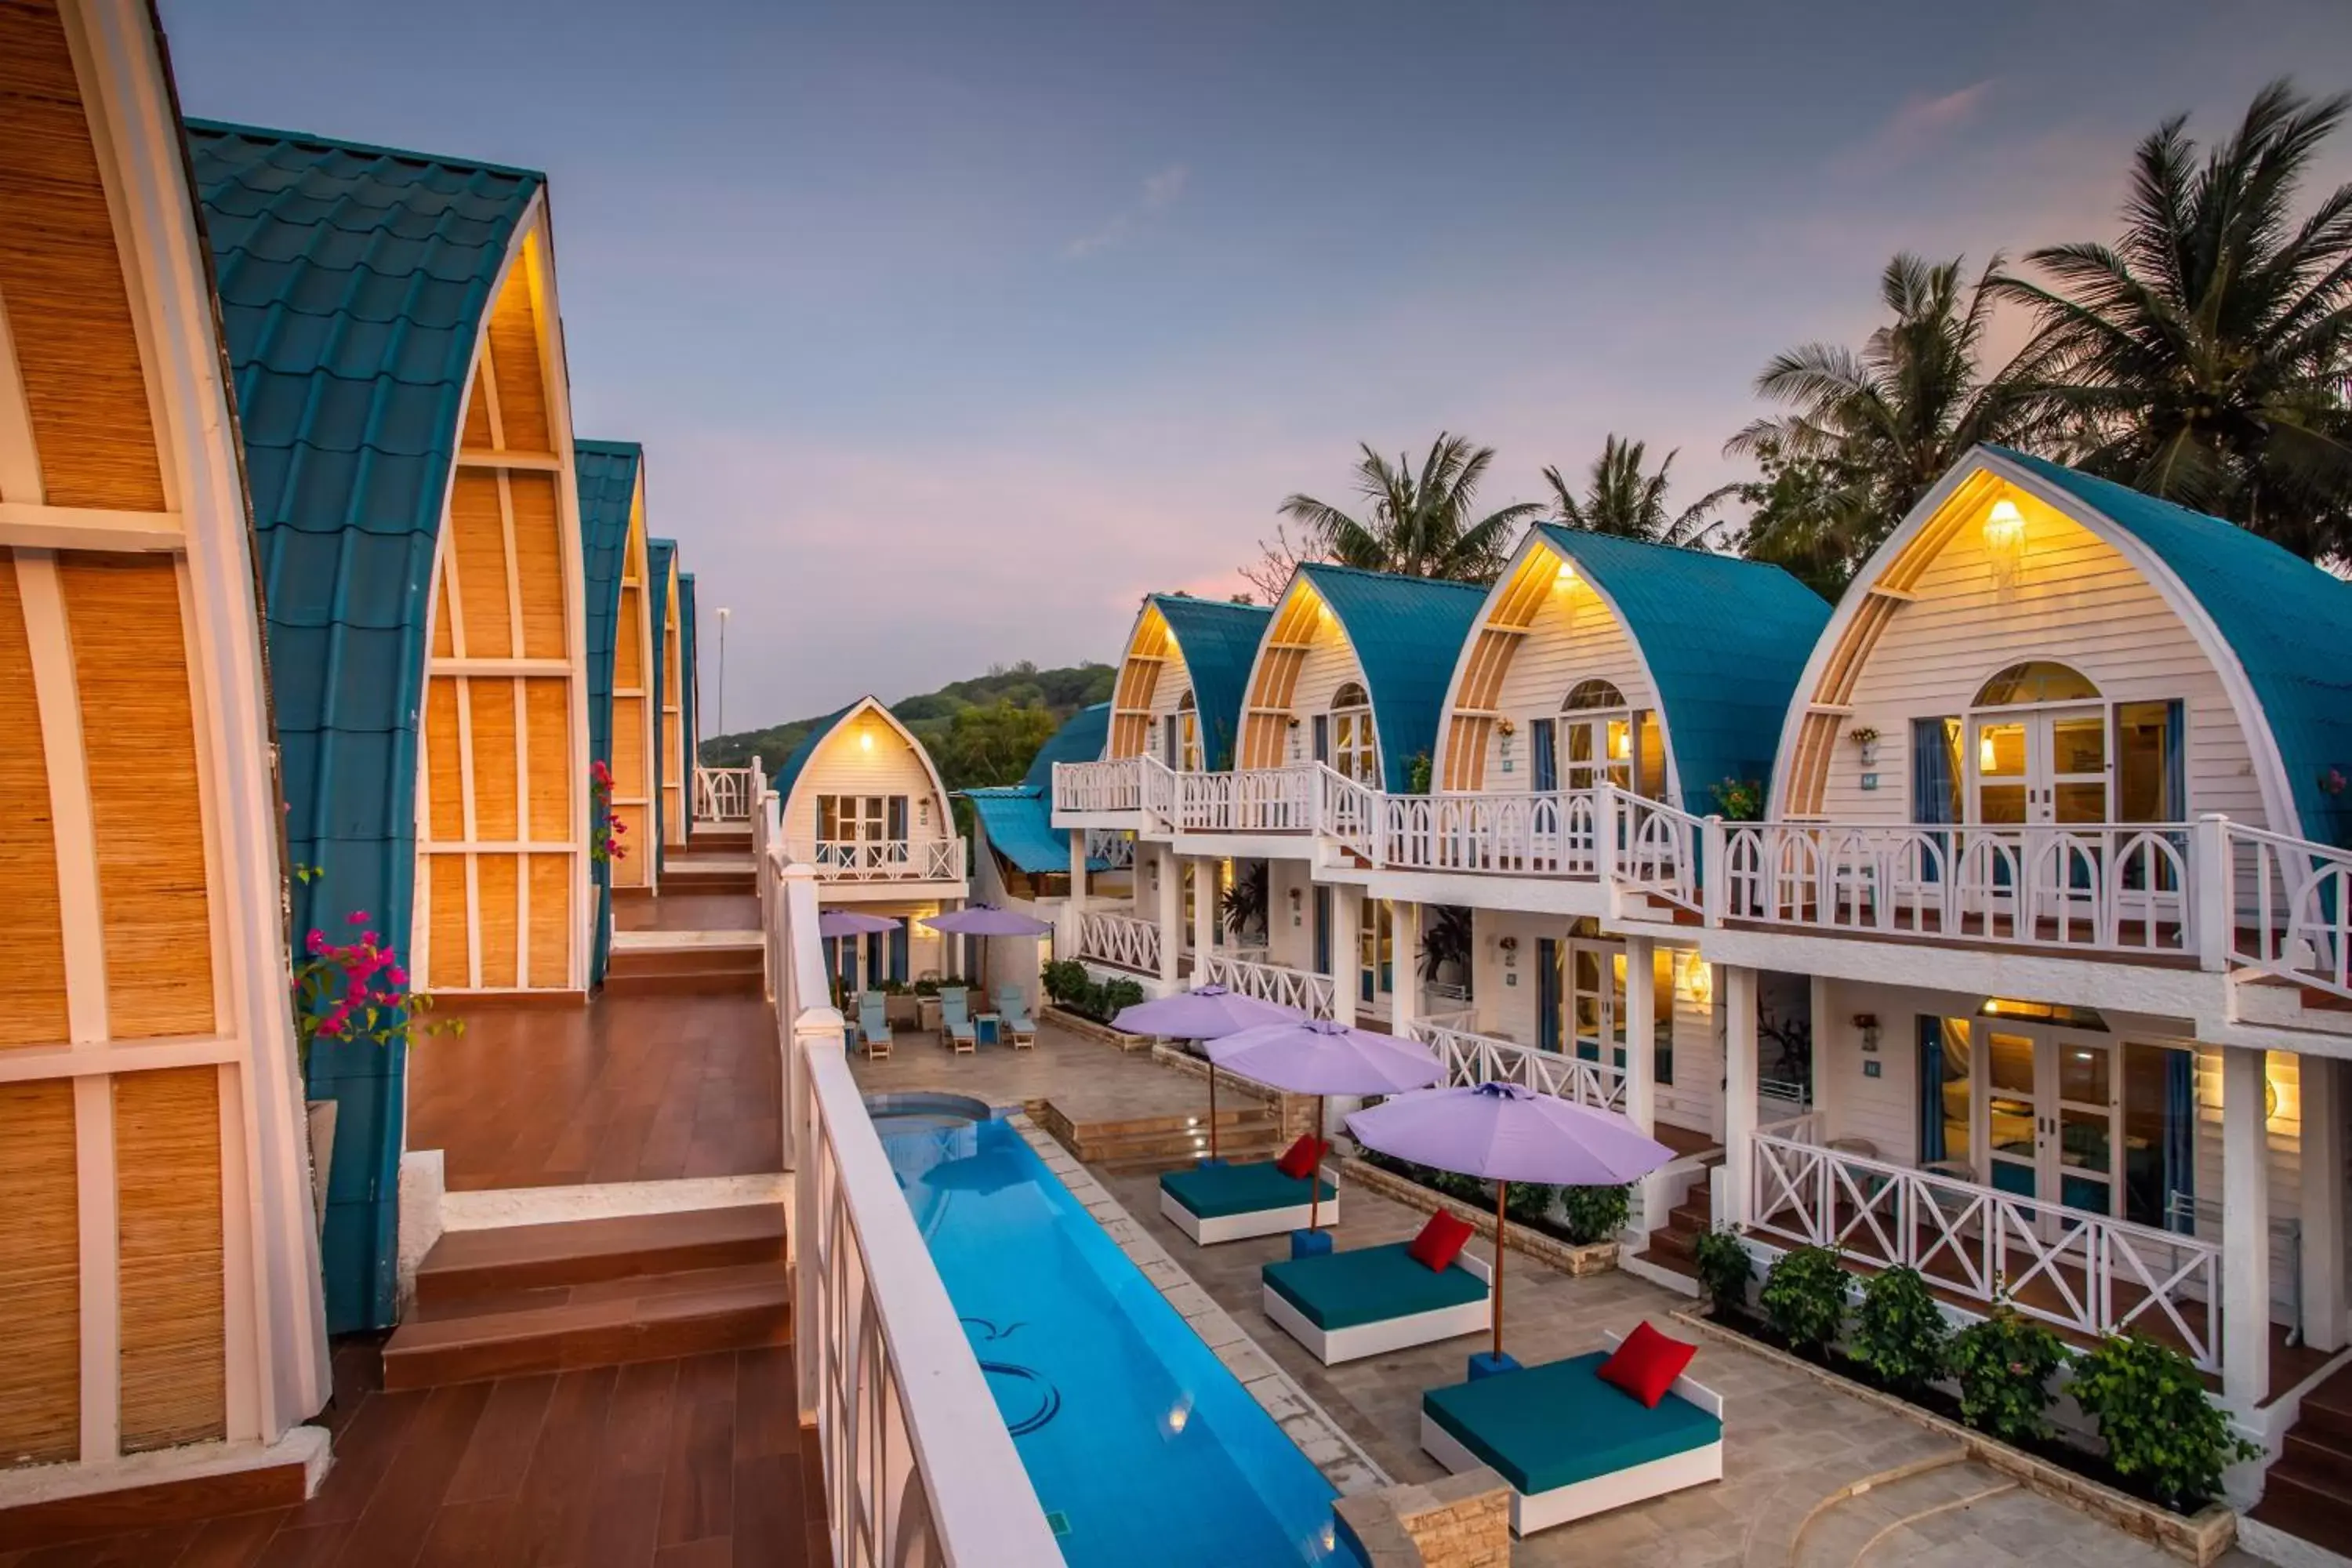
[575,441,641,986]
[677,570,699,837]
[1150,597,1271,771]
[1990,448,2352,848]
[772,702,856,808]
[187,120,544,1334]
[647,539,676,869]
[1298,564,1489,792]
[1022,701,1111,788]
[1532,526,1831,815]
[957,703,1116,876]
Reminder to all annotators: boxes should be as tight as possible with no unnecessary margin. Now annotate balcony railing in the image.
[694,764,757,823]
[1409,1021,1626,1111]
[1196,951,1335,1018]
[1381,789,1597,876]
[2227,820,2352,1000]
[781,837,966,884]
[1053,755,1142,813]
[1084,827,1135,870]
[1171,762,1319,834]
[1076,909,1160,975]
[1749,1121,2224,1370]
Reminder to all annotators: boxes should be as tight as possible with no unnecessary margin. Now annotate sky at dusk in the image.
[160,0,2352,731]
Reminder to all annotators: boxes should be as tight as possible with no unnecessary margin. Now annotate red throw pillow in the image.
[1275,1135,1328,1179]
[1407,1210,1475,1272]
[1598,1320,1698,1409]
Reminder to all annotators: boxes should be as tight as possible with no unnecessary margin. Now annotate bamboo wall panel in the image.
[60,554,212,1039]
[114,1067,225,1451]
[424,678,464,842]
[524,678,568,840]
[0,3,165,513]
[612,697,646,791]
[475,856,517,988]
[0,557,67,1046]
[615,590,644,686]
[511,474,565,659]
[449,474,512,659]
[427,861,469,991]
[461,366,492,450]
[528,855,568,982]
[431,579,455,659]
[0,1078,77,1462]
[485,260,550,453]
[466,681,519,841]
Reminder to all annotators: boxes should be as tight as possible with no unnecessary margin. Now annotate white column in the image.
[2300,1053,2346,1353]
[1392,901,1420,1038]
[1808,972,1835,1133]
[1060,829,1088,963]
[2222,1046,2272,1409]
[1330,888,1359,1028]
[1722,964,1759,1229]
[1155,844,1182,992]
[1191,857,1216,982]
[1623,937,1656,1137]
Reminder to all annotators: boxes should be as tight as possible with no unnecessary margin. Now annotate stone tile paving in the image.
[851,1017,2271,1567]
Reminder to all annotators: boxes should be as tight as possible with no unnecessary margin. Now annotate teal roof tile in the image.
[957,704,1118,875]
[1531,527,1831,815]
[647,539,677,871]
[1298,564,1488,792]
[575,441,641,986]
[1149,597,1271,771]
[1022,701,1111,789]
[678,570,699,837]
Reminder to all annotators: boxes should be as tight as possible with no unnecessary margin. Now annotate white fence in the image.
[1085,828,1135,870]
[1409,1021,1627,1111]
[2227,820,2352,1000]
[1748,1126,2224,1370]
[781,837,967,884]
[755,786,1060,1564]
[1052,756,1142,813]
[1076,909,1161,975]
[1381,789,1599,877]
[695,764,757,823]
[1172,763,1318,834]
[1197,951,1336,1018]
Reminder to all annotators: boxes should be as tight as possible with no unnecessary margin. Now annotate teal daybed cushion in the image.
[1261,1240,1487,1330]
[1160,1160,1335,1220]
[1423,1352,1720,1495]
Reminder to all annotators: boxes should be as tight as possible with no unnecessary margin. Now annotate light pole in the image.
[715,606,731,736]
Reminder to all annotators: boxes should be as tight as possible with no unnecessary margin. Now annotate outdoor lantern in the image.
[1555,557,1577,586]
[1984,497,2027,593]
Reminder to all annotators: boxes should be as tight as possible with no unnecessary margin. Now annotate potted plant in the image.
[1849,725,1880,769]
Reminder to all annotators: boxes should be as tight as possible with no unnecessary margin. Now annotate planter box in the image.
[884,993,920,1026]
[1341,1156,1620,1278]
[1042,1006,1140,1050]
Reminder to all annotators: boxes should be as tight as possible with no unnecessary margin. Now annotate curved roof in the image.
[964,703,1117,876]
[771,696,953,828]
[1987,448,2352,847]
[1149,597,1272,771]
[575,441,640,988]
[1298,564,1488,792]
[647,539,677,866]
[1530,525,1830,812]
[187,122,545,1333]
[1022,700,1112,788]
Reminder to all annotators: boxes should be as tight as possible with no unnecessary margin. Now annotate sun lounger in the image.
[993,987,1036,1047]
[1261,1240,1490,1364]
[938,987,978,1053]
[1159,1159,1338,1245]
[1419,1329,1723,1536]
[855,992,894,1061]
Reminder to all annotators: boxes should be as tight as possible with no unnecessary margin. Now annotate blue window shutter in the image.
[2164,1047,2195,1232]
[889,923,909,983]
[1537,938,1561,1054]
[1911,717,1958,884]
[1312,714,1329,764]
[2164,699,2186,818]
[887,795,908,840]
[1164,717,1178,769]
[1531,719,1557,792]
[1312,886,1332,975]
[1917,1017,1947,1164]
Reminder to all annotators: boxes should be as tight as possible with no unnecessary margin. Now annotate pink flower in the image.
[306,929,327,955]
[348,910,369,925]
[387,965,408,989]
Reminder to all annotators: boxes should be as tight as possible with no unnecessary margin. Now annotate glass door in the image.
[1970,706,2107,826]
[1983,1031,2040,1197]
[1565,938,1626,1067]
[1973,1026,2121,1218]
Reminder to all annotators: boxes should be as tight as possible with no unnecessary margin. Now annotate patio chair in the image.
[1261,1236,1490,1365]
[854,993,894,1061]
[1160,1151,1338,1245]
[938,987,977,1054]
[993,987,1036,1048]
[1420,1325,1722,1537]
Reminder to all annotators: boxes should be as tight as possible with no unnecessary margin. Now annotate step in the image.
[1628,1245,1698,1282]
[1644,1225,1698,1262]
[2250,1468,2352,1561]
[606,946,764,978]
[603,966,763,996]
[383,1260,793,1390]
[2280,1424,2352,1494]
[2296,1367,2352,1446]
[1670,1200,1713,1231]
[414,1206,786,1311]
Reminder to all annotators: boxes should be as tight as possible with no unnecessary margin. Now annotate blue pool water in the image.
[880,1116,1356,1567]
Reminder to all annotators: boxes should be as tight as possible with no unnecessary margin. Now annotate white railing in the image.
[1381,789,1598,877]
[1085,827,1135,870]
[1720,821,2192,955]
[781,837,967,884]
[1052,755,1143,815]
[1617,789,1703,912]
[757,789,1059,1564]
[695,764,756,822]
[1076,909,1160,975]
[1748,1131,2224,1370]
[2227,820,2352,1000]
[1316,764,1379,862]
[1171,762,1317,834]
[1409,1021,1628,1111]
[1197,951,1336,1018]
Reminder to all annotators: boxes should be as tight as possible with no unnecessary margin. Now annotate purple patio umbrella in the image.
[1346,1082,1675,1363]
[920,903,1054,994]
[1207,1019,1443,1233]
[1112,986,1301,1160]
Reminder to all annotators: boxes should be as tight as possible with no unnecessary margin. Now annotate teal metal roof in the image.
[677,571,699,840]
[1991,448,2352,848]
[958,704,1117,876]
[1022,701,1111,788]
[188,120,544,1334]
[1532,526,1831,815]
[575,441,641,988]
[771,702,855,809]
[1150,597,1272,770]
[647,539,676,871]
[1298,564,1489,792]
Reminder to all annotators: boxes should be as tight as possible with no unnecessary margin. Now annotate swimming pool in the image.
[880,1116,1356,1566]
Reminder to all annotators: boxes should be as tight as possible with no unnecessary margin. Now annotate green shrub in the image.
[1100,978,1145,1019]
[1849,1267,1950,1395]
[1559,1184,1632,1246]
[1504,1181,1559,1229]
[1691,1228,1754,1317]
[2069,1334,2259,1507]
[1948,1305,2066,1444]
[1040,960,1090,1007]
[1759,1246,1849,1356]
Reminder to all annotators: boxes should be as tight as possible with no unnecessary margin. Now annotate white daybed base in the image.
[1261,1249,1493,1366]
[1158,1163,1340,1245]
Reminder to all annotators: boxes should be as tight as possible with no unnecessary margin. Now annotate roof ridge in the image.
[1301,560,1491,595]
[184,118,546,183]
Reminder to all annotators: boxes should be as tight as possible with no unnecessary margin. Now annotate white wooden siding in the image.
[1482,581,1657,786]
[1285,621,1370,767]
[1144,641,1194,764]
[780,714,949,845]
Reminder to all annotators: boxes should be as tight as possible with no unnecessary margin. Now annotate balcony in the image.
[779,836,966,885]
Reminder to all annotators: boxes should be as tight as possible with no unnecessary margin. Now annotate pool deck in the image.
[853,1020,2272,1568]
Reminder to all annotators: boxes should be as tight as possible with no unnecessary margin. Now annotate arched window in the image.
[1973,661,2100,706]
[1557,680,1633,792]
[1176,690,1202,771]
[1967,661,2109,826]
[1330,681,1377,785]
[1563,679,1627,712]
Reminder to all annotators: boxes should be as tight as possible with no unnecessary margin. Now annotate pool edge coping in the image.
[1005,1112,1393,1502]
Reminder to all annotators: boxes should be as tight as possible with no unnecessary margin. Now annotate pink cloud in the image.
[1832,80,1998,180]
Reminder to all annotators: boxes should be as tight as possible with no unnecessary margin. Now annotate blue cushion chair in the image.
[1259,1240,1490,1364]
[1159,1159,1339,1245]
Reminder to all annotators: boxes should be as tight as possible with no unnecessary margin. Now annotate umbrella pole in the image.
[1493,1178,1508,1362]
[1308,1094,1325,1231]
[1207,1056,1218,1161]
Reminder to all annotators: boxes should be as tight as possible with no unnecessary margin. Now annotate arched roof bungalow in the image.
[191,122,592,1326]
[575,440,658,982]
[1437,526,1830,813]
[678,568,700,834]
[1105,594,1273,772]
[1239,564,1486,793]
[648,537,686,855]
[0,0,325,1474]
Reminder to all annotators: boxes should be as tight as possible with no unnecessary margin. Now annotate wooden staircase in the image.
[2252,1361,2352,1558]
[1628,1169,1715,1285]
[1036,1099,1289,1174]
[383,1207,792,1391]
[605,935,764,995]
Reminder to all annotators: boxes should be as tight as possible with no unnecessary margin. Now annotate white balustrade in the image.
[1076,910,1161,975]
[694,764,756,823]
[1316,765,1379,862]
[1051,756,1143,815]
[1409,1022,1627,1111]
[1381,790,1597,876]
[1084,827,1135,870]
[1748,1131,2223,1370]
[1196,951,1336,1018]
[781,837,966,883]
[1170,763,1317,834]
[2227,820,2352,1000]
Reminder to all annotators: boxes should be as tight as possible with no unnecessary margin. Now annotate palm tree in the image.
[1543,435,1738,546]
[1726,252,2050,578]
[1991,80,2352,561]
[1279,434,1541,583]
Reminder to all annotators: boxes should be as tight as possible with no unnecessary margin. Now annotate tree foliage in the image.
[1543,435,1736,546]
[1279,433,1541,583]
[699,660,1114,772]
